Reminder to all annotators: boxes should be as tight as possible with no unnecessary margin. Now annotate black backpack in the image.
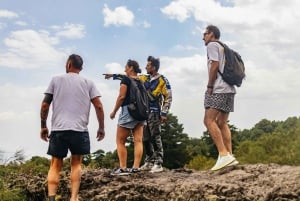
[127,77,149,121]
[216,41,245,87]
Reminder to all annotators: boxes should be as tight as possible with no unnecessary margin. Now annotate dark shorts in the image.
[204,92,235,113]
[47,130,90,158]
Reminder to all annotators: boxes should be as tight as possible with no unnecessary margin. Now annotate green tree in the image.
[235,117,300,165]
[185,138,210,159]
[83,149,106,168]
[161,113,191,169]
[200,123,239,159]
[281,116,298,130]
[0,149,4,165]
[185,155,215,170]
[1,149,26,165]
[124,113,190,169]
[101,151,119,168]
[20,156,50,174]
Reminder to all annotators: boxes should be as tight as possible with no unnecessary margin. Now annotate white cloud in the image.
[0,22,5,29]
[0,82,119,159]
[161,0,290,25]
[161,0,195,22]
[161,0,300,35]
[0,29,66,69]
[0,9,18,18]
[15,21,28,26]
[0,84,44,157]
[141,20,151,28]
[0,111,16,121]
[160,54,206,82]
[1,0,300,159]
[155,52,300,136]
[161,0,300,70]
[104,62,123,73]
[54,23,86,39]
[103,4,135,27]
[155,55,208,134]
[173,44,200,51]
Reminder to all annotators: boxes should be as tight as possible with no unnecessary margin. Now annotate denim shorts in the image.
[118,105,145,129]
[47,130,90,158]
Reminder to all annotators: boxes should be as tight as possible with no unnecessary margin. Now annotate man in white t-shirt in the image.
[203,25,239,171]
[40,54,105,201]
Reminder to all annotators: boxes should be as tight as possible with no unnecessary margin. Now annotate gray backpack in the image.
[216,41,245,87]
[127,78,149,121]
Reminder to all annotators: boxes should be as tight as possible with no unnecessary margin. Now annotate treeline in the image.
[82,114,300,170]
[1,114,300,170]
[1,115,300,200]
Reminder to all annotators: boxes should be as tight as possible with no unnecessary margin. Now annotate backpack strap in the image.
[128,77,142,103]
[215,41,225,76]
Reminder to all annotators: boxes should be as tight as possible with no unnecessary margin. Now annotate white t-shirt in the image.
[45,72,101,132]
[207,41,236,94]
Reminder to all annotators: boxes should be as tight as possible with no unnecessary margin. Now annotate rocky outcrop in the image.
[11,164,300,200]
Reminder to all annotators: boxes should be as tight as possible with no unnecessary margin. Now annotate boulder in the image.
[11,164,300,201]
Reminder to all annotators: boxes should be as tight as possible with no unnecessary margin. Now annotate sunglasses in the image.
[203,32,210,37]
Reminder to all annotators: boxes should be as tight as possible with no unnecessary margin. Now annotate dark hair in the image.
[68,54,83,70]
[127,59,141,73]
[147,56,160,71]
[206,25,221,39]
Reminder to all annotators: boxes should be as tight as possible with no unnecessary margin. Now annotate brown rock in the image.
[13,164,300,200]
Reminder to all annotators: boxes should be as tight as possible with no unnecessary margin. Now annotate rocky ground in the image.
[10,163,300,201]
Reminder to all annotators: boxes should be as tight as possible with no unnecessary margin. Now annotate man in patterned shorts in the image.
[202,25,239,171]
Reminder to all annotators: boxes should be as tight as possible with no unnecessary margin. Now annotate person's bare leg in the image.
[132,124,143,168]
[204,108,228,156]
[116,125,130,168]
[70,155,82,201]
[217,112,232,154]
[47,157,63,198]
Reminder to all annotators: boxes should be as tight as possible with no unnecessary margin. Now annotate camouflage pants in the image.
[143,111,163,165]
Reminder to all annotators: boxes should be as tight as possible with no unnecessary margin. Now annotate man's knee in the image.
[204,116,215,128]
[216,118,228,128]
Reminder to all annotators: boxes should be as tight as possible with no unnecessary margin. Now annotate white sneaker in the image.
[227,159,239,166]
[140,162,153,171]
[211,154,235,171]
[150,164,163,173]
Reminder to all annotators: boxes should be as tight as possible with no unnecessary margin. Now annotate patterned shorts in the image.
[204,92,235,113]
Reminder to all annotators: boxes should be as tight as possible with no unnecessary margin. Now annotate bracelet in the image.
[207,85,214,89]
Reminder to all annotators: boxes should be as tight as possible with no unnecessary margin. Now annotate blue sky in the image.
[1,0,300,159]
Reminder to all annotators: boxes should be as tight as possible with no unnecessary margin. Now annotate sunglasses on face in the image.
[203,32,209,37]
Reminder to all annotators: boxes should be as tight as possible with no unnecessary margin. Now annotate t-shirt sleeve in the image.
[120,76,131,106]
[207,42,220,62]
[89,80,101,99]
[120,76,130,87]
[44,77,55,95]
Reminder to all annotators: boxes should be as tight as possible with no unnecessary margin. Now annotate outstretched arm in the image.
[102,74,124,80]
